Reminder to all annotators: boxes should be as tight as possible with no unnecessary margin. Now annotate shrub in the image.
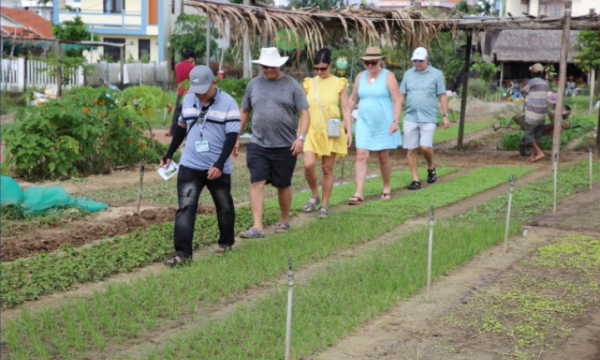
[3,86,162,180]
[467,78,492,98]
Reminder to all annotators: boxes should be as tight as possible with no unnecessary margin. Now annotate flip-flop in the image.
[274,221,291,234]
[303,195,321,213]
[348,196,364,205]
[381,193,392,200]
[239,226,264,239]
[164,253,191,267]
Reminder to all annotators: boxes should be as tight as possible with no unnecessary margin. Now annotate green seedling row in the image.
[145,161,599,359]
[2,165,529,359]
[0,207,282,308]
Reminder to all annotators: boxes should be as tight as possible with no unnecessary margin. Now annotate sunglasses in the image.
[412,59,424,63]
[313,66,328,72]
[364,60,378,66]
[261,65,276,69]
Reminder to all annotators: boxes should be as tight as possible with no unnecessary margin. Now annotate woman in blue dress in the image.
[347,47,403,204]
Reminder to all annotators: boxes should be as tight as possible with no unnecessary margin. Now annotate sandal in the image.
[407,181,422,190]
[303,195,321,213]
[239,226,265,239]
[274,221,291,234]
[214,245,232,255]
[165,132,173,137]
[381,193,392,200]
[348,196,364,205]
[164,252,191,267]
[427,167,437,184]
[317,206,329,219]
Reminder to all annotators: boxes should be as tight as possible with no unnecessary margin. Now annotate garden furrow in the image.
[1,166,531,359]
[110,166,552,359]
[135,161,599,360]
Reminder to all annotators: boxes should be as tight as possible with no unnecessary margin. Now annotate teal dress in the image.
[356,69,402,151]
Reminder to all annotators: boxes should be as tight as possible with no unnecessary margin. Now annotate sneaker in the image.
[427,168,437,184]
[407,181,421,190]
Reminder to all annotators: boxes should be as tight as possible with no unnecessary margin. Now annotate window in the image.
[539,4,545,15]
[104,0,124,13]
[139,39,150,62]
[103,38,125,62]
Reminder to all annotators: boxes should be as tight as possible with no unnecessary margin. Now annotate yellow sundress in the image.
[302,76,349,159]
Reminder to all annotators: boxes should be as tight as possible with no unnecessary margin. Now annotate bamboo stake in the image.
[284,256,294,360]
[504,175,517,253]
[137,161,145,215]
[426,205,435,300]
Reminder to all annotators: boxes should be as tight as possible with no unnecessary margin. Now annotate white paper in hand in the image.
[158,161,179,180]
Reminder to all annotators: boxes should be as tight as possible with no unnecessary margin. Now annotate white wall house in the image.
[505,0,597,18]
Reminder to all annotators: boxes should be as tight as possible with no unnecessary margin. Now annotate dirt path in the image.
[314,187,600,360]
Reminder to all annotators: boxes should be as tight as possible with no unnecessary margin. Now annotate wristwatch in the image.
[442,113,449,117]
[297,135,306,142]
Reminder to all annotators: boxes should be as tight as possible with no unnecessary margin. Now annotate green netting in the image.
[1,176,108,216]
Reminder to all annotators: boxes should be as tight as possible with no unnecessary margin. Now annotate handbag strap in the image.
[312,77,328,121]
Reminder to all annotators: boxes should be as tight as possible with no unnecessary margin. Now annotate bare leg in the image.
[277,187,292,223]
[421,146,434,169]
[249,180,266,232]
[407,148,419,182]
[321,154,336,207]
[303,151,320,210]
[378,150,392,195]
[353,148,369,199]
[531,142,545,162]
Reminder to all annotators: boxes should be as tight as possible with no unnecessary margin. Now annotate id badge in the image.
[195,140,209,153]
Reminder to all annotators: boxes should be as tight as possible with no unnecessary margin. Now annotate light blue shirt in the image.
[399,64,446,123]
[178,89,241,174]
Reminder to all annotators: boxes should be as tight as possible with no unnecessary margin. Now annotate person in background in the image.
[161,65,241,265]
[522,63,549,162]
[301,47,352,218]
[167,50,196,137]
[235,47,310,237]
[398,46,450,190]
[347,46,402,204]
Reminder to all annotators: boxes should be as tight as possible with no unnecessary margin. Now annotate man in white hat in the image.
[398,46,450,190]
[521,63,548,162]
[235,47,310,238]
[161,65,241,265]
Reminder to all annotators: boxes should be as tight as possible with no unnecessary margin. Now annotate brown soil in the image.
[1,205,215,262]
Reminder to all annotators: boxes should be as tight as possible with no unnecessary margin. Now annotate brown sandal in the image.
[348,196,364,205]
[381,193,392,200]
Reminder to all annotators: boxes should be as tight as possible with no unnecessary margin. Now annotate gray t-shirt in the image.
[242,74,309,148]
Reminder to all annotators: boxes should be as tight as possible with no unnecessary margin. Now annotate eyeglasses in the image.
[313,66,328,72]
[412,59,424,63]
[261,65,276,70]
[364,61,378,66]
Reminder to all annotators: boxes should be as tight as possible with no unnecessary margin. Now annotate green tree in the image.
[574,30,600,73]
[288,0,344,10]
[52,16,100,57]
[169,14,219,63]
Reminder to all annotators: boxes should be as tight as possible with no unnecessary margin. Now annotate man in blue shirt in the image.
[398,47,450,190]
[161,65,241,265]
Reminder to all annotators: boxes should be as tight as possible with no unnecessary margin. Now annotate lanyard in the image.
[197,106,210,139]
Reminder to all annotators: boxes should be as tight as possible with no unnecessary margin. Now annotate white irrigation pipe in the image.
[590,144,594,190]
[285,256,294,360]
[426,205,434,301]
[504,175,517,253]
[553,153,558,213]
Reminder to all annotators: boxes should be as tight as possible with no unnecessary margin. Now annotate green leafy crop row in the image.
[2,166,530,359]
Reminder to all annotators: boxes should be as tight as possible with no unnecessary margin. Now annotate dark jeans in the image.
[174,165,235,258]
[169,94,183,135]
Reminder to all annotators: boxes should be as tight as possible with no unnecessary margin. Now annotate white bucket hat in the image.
[252,47,289,67]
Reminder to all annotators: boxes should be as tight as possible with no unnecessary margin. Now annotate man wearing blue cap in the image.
[161,65,241,265]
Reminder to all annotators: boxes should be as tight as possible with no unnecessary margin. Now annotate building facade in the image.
[505,0,597,18]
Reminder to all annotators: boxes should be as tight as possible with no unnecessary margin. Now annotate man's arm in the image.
[233,108,251,157]
[160,122,187,168]
[291,108,310,156]
[438,93,450,128]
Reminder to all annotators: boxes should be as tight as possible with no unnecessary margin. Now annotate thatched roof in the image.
[491,30,580,63]
[186,0,600,61]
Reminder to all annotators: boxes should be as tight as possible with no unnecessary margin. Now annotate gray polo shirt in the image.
[242,74,309,148]
[400,64,446,123]
[178,90,241,174]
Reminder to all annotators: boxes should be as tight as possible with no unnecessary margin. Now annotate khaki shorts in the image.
[403,121,437,149]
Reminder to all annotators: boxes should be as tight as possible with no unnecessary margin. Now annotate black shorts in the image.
[246,143,297,188]
[523,123,544,144]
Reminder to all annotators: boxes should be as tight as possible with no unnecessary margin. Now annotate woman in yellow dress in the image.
[302,48,352,218]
